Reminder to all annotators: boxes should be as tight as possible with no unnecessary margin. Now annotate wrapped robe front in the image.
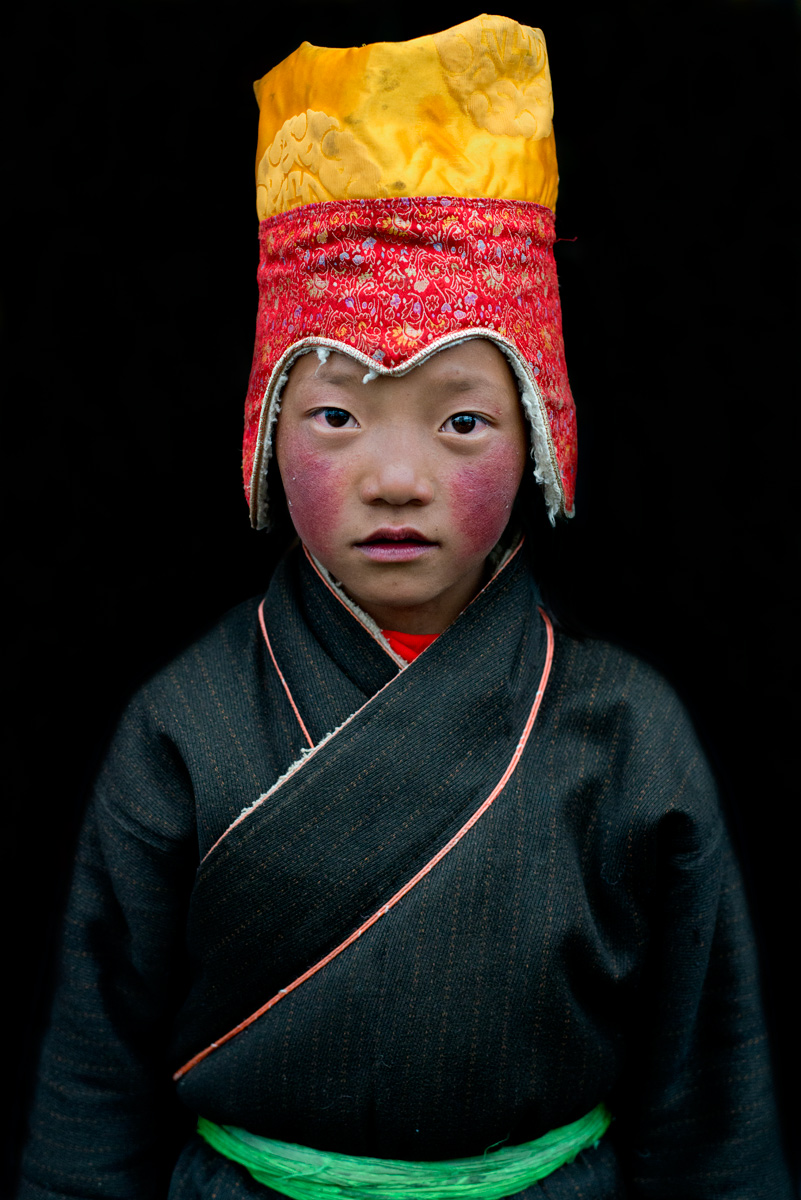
[18,547,792,1198]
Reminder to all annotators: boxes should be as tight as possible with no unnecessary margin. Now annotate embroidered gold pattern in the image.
[257,110,382,220]
[433,16,552,139]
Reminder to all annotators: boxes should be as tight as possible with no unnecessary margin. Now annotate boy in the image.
[18,16,792,1199]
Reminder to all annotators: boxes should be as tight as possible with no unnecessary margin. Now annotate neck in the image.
[341,564,488,636]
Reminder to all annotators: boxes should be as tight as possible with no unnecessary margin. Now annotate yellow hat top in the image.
[253,14,559,220]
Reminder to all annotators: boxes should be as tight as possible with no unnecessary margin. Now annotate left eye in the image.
[443,413,485,435]
[313,408,356,428]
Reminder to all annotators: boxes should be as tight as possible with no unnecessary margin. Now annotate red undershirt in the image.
[381,629,439,664]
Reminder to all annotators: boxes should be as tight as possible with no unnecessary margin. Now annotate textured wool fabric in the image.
[194,1104,612,1196]
[18,547,793,1198]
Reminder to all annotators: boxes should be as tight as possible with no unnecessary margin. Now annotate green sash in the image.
[197,1104,612,1199]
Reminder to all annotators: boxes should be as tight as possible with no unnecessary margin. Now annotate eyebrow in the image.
[431,377,492,392]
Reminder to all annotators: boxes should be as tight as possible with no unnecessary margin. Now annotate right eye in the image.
[312,408,358,429]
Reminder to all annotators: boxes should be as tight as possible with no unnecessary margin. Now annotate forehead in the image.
[284,340,521,408]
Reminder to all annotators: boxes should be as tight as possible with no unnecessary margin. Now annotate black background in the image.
[3,0,799,1190]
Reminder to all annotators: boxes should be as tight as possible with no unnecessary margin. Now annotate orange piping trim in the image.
[258,599,314,749]
[173,608,554,1082]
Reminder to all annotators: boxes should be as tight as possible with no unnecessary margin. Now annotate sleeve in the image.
[612,766,794,1197]
[17,689,198,1199]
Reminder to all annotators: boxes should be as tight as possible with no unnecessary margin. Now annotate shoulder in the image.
[100,595,265,788]
[546,628,695,734]
[549,630,688,724]
[125,594,265,728]
[546,628,723,859]
[90,595,267,846]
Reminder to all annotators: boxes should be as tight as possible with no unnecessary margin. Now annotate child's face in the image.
[275,339,528,634]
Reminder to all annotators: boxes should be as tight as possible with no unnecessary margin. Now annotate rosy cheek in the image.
[278,436,344,556]
[448,444,524,558]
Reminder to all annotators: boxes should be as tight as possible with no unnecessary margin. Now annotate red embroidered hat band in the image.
[244,195,576,528]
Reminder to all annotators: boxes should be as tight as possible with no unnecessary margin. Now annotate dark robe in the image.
[18,546,792,1198]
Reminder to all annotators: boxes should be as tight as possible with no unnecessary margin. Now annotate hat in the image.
[244,14,576,529]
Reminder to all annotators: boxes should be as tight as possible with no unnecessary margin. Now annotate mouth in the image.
[354,527,438,562]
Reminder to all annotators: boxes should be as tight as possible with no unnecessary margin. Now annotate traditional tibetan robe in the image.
[18,544,792,1199]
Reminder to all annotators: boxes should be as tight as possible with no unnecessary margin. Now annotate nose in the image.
[359,433,434,507]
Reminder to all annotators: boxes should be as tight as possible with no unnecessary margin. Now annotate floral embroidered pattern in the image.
[243,196,576,524]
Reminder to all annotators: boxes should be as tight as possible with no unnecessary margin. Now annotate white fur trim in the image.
[237,713,351,821]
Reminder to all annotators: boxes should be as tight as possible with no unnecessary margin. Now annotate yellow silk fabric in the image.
[253,14,559,219]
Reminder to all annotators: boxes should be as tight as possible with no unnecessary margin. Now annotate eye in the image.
[312,407,358,429]
[442,413,487,435]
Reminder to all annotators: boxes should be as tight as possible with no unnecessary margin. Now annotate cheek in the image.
[448,443,525,557]
[278,435,345,555]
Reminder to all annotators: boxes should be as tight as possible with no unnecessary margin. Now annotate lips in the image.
[355,527,438,561]
[357,527,434,546]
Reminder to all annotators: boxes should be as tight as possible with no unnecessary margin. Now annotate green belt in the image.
[197,1104,612,1199]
